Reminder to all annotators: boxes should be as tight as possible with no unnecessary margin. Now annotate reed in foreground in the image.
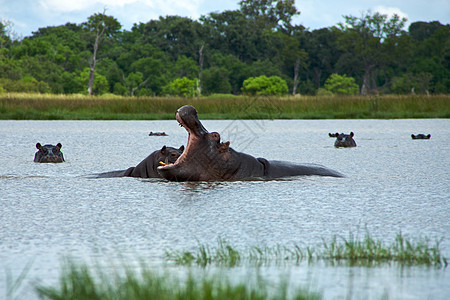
[165,233,447,268]
[35,259,321,300]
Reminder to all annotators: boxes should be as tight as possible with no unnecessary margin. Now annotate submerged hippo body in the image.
[411,134,431,140]
[334,132,357,148]
[34,143,64,163]
[94,145,184,178]
[157,105,343,181]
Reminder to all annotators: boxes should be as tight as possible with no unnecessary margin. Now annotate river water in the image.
[1,118,449,299]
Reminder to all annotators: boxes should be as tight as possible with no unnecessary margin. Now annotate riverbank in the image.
[1,93,449,120]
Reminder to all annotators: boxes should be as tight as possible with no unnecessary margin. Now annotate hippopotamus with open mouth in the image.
[34,143,65,163]
[157,105,343,181]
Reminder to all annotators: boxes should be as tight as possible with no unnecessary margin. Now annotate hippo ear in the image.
[36,143,42,149]
[335,132,339,136]
[218,141,230,152]
[350,132,354,137]
[56,143,62,149]
[179,145,185,152]
[160,145,167,154]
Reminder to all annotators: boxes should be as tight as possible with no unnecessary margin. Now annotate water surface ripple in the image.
[0,119,449,299]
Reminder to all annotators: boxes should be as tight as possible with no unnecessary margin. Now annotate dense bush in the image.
[162,77,198,97]
[242,75,288,95]
[323,74,359,95]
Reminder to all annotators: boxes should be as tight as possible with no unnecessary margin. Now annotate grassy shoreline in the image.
[1,93,449,120]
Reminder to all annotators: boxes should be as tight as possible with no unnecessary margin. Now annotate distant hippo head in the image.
[334,132,357,148]
[411,134,431,140]
[34,143,65,163]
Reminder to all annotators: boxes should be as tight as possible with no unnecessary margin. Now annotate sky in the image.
[1,0,449,39]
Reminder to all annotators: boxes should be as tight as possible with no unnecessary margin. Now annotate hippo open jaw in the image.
[157,106,200,170]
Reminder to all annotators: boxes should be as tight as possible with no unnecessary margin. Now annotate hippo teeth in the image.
[159,157,171,166]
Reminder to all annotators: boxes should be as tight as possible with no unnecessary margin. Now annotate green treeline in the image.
[1,1,449,97]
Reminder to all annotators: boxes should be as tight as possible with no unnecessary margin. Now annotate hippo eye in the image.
[52,148,58,154]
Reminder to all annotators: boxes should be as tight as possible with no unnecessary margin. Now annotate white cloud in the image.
[373,6,409,21]
[373,6,410,29]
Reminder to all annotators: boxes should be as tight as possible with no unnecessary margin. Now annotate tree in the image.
[408,22,450,93]
[239,0,300,33]
[162,77,198,97]
[123,72,146,96]
[201,10,277,62]
[391,72,433,94]
[0,19,13,48]
[242,75,288,95]
[200,67,232,95]
[275,33,308,95]
[82,12,121,95]
[207,52,250,94]
[298,28,341,90]
[323,73,359,95]
[174,55,199,79]
[142,16,205,61]
[337,11,407,94]
[75,67,108,95]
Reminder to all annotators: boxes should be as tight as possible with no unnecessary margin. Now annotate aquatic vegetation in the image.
[165,233,447,268]
[35,259,321,300]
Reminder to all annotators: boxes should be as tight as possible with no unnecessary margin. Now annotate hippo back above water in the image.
[34,143,65,163]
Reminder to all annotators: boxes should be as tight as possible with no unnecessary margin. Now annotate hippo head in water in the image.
[124,145,185,178]
[411,134,431,139]
[34,143,65,163]
[157,105,343,181]
[334,132,357,148]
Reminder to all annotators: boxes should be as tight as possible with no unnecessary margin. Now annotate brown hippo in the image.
[157,105,343,181]
[411,134,431,139]
[334,132,357,148]
[94,145,184,178]
[34,143,65,163]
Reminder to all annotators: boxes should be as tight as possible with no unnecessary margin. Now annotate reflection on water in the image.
[0,119,449,299]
